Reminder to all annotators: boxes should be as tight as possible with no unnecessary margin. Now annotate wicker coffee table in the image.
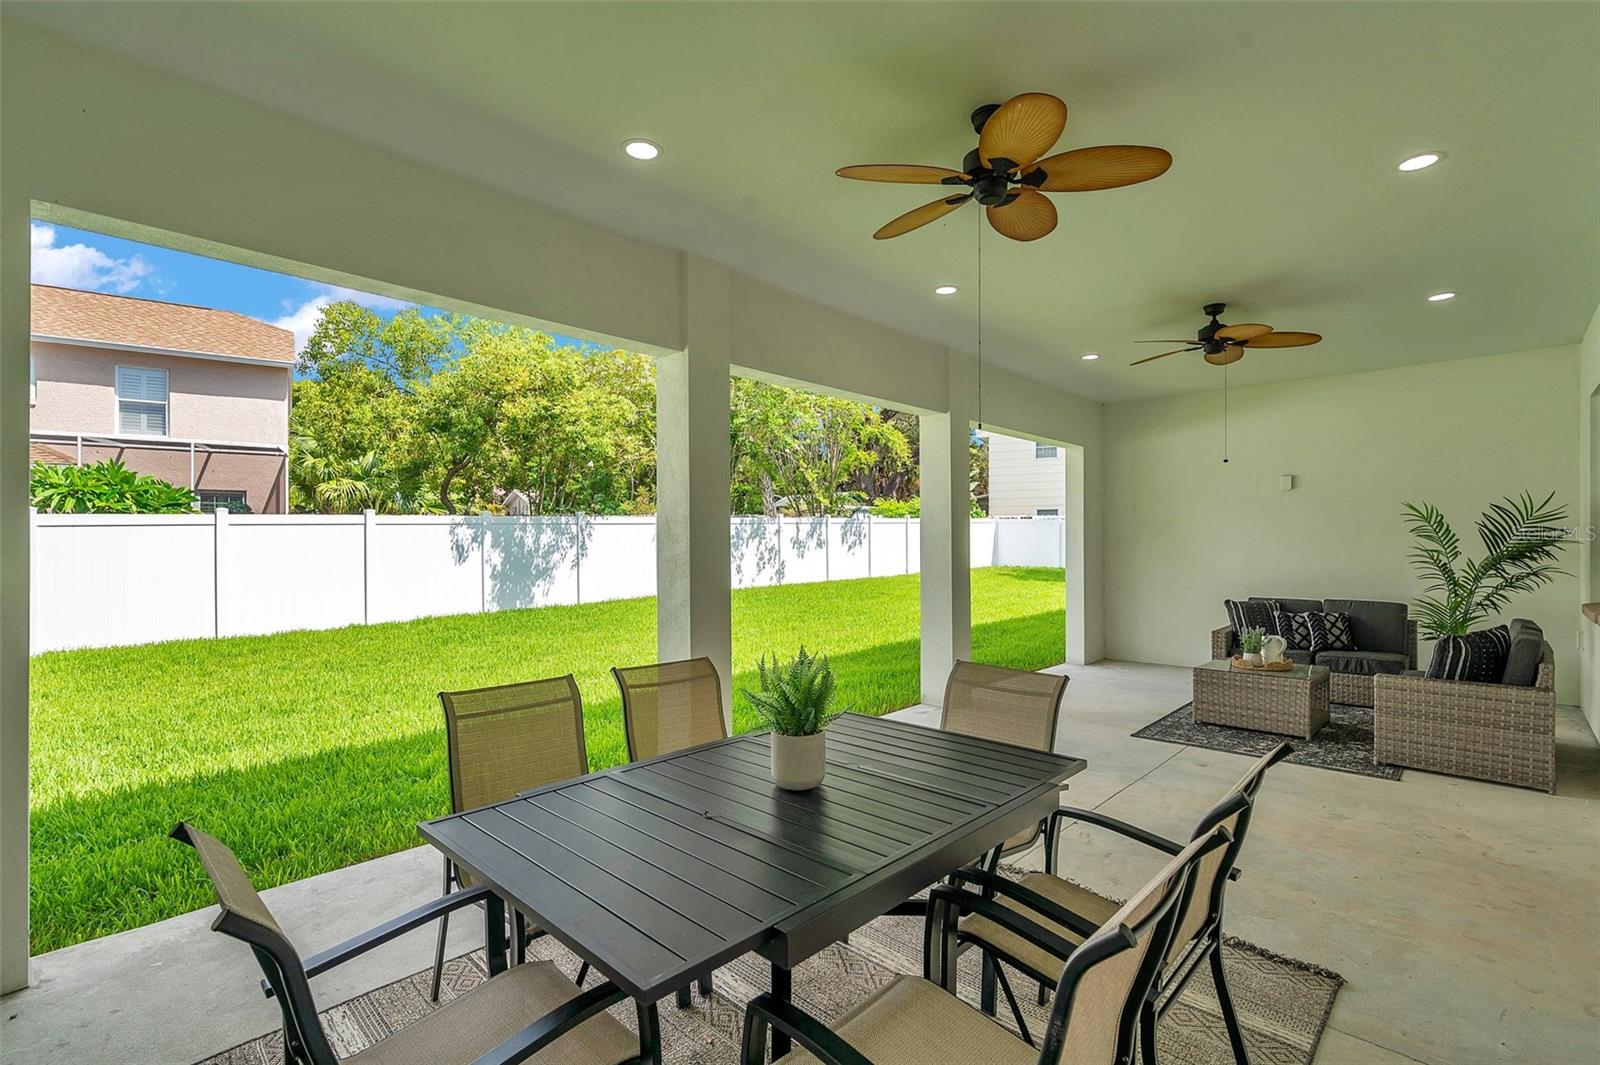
[1192,659,1330,739]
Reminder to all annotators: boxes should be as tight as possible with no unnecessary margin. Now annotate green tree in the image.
[291,304,656,515]
[728,379,913,516]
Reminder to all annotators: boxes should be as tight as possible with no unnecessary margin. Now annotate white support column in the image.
[656,256,732,722]
[1065,443,1102,665]
[0,176,31,992]
[919,349,973,707]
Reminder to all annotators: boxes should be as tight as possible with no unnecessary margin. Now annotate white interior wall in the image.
[1103,344,1582,705]
[0,20,1107,988]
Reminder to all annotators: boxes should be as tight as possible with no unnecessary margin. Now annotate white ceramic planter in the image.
[1241,651,1263,667]
[771,731,826,791]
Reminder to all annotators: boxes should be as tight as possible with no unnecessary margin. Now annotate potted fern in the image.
[1402,492,1571,639]
[742,647,847,791]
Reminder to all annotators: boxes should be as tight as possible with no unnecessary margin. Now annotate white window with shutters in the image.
[116,366,169,435]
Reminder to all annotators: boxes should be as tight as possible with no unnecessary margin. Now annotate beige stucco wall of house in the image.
[29,341,290,445]
[987,430,1067,516]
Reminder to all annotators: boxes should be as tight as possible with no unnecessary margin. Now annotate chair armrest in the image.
[470,980,629,1065]
[1211,625,1235,660]
[1048,806,1184,857]
[742,992,873,1065]
[288,886,491,988]
[934,874,1100,943]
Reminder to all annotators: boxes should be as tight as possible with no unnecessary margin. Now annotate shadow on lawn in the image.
[29,608,1066,954]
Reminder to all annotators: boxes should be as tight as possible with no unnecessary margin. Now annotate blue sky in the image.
[29,220,433,353]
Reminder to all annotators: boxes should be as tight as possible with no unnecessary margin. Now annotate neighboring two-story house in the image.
[29,284,294,513]
[984,429,1066,517]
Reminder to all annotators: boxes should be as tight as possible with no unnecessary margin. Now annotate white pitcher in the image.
[1261,634,1288,664]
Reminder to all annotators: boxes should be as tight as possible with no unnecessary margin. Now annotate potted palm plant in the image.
[1402,492,1571,638]
[743,647,847,791]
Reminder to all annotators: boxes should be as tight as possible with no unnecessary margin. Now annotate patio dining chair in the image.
[943,661,1071,868]
[874,663,1071,928]
[953,742,1294,1064]
[613,656,728,761]
[433,675,593,1002]
[613,655,728,1006]
[171,821,656,1065]
[739,824,1233,1065]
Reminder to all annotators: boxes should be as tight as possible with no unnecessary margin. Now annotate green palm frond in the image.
[1402,494,1570,639]
[741,646,850,736]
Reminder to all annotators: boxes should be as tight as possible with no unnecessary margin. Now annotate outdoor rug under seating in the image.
[198,910,1343,1065]
[1134,701,1403,781]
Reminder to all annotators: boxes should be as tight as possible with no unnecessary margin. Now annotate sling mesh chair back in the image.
[433,676,591,999]
[171,822,641,1065]
[737,825,1230,1065]
[613,657,727,761]
[944,661,1070,861]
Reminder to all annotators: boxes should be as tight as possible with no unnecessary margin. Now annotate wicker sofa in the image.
[1211,597,1419,707]
[1372,638,1556,793]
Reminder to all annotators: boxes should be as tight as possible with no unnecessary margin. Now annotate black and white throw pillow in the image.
[1224,599,1278,640]
[1275,610,1319,653]
[1426,625,1511,682]
[1307,611,1354,652]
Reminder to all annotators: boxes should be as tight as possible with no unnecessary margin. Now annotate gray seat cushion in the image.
[1250,596,1324,615]
[1283,649,1313,666]
[1323,599,1408,655]
[1502,619,1544,686]
[1314,650,1410,676]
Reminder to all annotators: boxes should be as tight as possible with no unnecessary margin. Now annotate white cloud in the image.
[272,283,414,352]
[30,223,154,294]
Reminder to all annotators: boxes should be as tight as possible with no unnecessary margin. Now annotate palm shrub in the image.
[30,459,196,513]
[742,647,849,736]
[1402,492,1571,639]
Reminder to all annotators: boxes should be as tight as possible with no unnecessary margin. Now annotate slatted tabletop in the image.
[419,711,1084,1003]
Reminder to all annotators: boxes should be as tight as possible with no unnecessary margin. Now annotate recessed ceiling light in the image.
[933,284,959,296]
[1397,151,1443,172]
[1427,291,1457,302]
[1080,352,1101,361]
[623,139,661,161]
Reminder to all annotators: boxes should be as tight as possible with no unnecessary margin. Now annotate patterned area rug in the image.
[198,912,1342,1065]
[1134,701,1403,781]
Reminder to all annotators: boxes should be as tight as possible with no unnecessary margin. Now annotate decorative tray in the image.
[1230,656,1295,673]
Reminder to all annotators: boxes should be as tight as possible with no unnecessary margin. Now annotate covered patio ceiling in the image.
[9,1,1598,402]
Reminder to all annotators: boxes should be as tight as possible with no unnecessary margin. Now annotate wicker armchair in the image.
[433,676,592,1001]
[1210,620,1418,706]
[171,822,651,1065]
[1373,643,1556,792]
[739,825,1233,1065]
[952,743,1291,1062]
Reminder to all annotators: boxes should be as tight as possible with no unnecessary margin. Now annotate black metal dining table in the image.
[419,710,1085,1060]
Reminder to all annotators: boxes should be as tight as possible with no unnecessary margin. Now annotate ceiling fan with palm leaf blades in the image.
[837,92,1172,242]
[1131,303,1322,367]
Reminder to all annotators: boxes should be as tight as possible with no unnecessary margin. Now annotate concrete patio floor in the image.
[2,660,1597,1065]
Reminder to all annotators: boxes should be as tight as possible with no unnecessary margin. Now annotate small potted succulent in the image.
[742,647,847,791]
[1238,626,1266,667]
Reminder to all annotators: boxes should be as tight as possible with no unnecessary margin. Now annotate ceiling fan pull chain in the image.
[975,207,984,431]
[1222,364,1229,464]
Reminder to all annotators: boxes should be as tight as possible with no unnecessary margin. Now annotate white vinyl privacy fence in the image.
[29,512,1065,653]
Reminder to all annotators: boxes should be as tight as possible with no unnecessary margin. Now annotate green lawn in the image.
[28,566,1065,953]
